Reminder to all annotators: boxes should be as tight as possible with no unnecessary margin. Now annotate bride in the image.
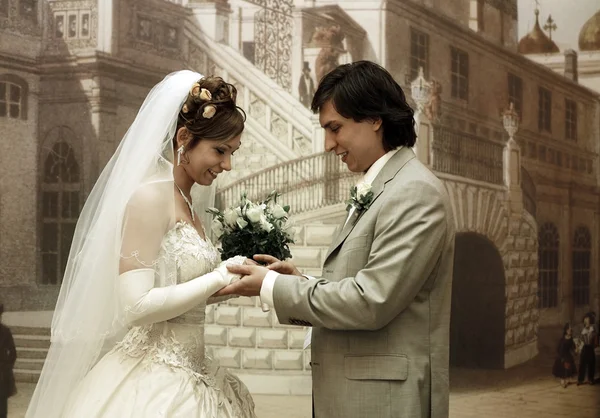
[25,70,257,417]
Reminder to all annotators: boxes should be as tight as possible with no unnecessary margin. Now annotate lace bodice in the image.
[162,220,221,283]
[113,221,222,385]
[162,221,220,324]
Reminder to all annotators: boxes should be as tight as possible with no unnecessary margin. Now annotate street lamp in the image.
[501,102,521,191]
[411,67,432,114]
[410,67,433,159]
[502,102,519,139]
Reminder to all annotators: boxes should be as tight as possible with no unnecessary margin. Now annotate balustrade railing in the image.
[217,126,515,216]
[432,125,504,185]
[216,152,360,214]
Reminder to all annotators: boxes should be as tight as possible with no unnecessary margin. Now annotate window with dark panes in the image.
[451,48,469,101]
[410,28,429,81]
[538,222,559,308]
[41,141,81,285]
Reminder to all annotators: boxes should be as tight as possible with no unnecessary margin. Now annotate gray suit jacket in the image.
[273,147,455,418]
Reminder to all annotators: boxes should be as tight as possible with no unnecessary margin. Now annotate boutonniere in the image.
[346,182,374,213]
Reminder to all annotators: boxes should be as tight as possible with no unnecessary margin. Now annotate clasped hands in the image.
[213,254,301,298]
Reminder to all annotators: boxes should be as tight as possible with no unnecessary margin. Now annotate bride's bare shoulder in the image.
[126,181,174,210]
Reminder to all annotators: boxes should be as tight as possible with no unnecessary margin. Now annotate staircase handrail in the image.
[216,152,360,214]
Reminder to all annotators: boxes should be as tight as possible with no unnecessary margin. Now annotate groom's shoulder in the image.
[391,157,446,196]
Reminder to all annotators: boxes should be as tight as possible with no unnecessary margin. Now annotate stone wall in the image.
[503,211,539,367]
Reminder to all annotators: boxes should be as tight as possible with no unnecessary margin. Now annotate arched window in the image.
[538,222,559,308]
[41,139,81,285]
[572,226,591,306]
[0,74,28,120]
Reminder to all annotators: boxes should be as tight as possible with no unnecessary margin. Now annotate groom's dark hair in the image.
[311,61,417,150]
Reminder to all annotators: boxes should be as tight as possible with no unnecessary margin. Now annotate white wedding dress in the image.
[61,220,256,418]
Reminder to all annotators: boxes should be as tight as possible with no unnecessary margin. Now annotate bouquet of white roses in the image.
[207,191,295,261]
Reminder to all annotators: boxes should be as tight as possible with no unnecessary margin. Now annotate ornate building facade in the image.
[515,4,600,328]
[1,0,599,393]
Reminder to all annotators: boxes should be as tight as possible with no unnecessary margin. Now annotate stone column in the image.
[561,199,573,323]
[416,121,431,166]
[291,9,304,103]
[88,75,118,188]
[188,0,231,44]
[97,0,116,54]
[503,137,523,214]
[593,209,600,316]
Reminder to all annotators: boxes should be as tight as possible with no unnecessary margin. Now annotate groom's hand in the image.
[253,254,301,276]
[212,264,269,297]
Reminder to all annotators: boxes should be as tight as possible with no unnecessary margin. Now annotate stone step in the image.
[9,326,51,336]
[14,369,40,383]
[17,347,48,360]
[13,334,51,350]
[289,246,328,269]
[15,358,45,372]
[301,224,339,246]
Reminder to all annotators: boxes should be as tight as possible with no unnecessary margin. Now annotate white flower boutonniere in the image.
[346,182,374,213]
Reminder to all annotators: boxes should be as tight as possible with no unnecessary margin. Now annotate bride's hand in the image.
[216,256,247,284]
[253,254,301,276]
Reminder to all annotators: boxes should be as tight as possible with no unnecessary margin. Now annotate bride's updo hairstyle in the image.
[174,75,246,148]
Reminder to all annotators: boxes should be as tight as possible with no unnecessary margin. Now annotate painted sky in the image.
[518,0,599,51]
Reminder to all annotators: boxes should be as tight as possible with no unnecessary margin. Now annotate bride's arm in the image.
[117,185,241,327]
[207,294,238,305]
[119,266,238,327]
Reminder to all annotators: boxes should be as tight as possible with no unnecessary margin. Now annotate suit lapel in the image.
[324,147,415,261]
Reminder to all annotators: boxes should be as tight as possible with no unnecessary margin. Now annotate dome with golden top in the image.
[518,9,560,54]
[579,9,600,51]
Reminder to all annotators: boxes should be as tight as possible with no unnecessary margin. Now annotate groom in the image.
[218,61,455,418]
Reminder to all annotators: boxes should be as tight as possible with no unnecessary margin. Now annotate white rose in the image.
[234,207,243,217]
[271,204,287,219]
[246,205,263,223]
[259,215,274,232]
[223,208,239,227]
[282,218,294,231]
[236,217,248,229]
[283,223,295,240]
[356,182,372,200]
[211,219,224,237]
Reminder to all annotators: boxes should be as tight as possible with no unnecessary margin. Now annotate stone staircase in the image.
[11,326,50,383]
[184,24,324,188]
[287,204,348,277]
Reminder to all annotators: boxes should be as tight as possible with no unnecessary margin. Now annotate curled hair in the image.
[175,76,246,148]
[583,311,596,324]
[311,61,417,150]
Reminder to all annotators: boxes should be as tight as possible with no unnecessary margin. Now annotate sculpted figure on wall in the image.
[424,79,442,122]
[312,25,345,83]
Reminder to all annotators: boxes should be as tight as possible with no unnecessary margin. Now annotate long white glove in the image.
[207,256,247,304]
[119,256,246,326]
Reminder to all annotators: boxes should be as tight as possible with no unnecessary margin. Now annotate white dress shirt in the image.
[260,148,401,348]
